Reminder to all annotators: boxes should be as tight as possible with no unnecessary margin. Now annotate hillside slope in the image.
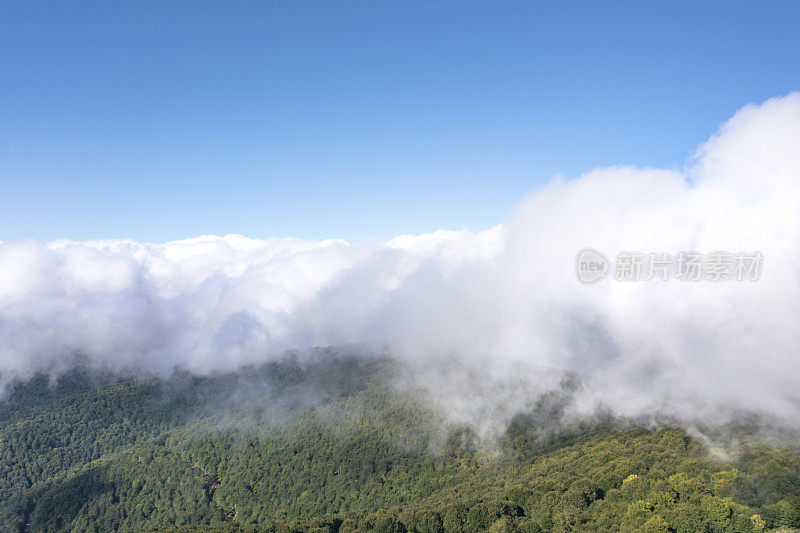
[0,356,798,532]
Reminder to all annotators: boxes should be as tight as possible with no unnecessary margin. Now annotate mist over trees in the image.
[0,353,798,532]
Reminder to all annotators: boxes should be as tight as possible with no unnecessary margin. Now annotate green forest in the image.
[0,355,798,532]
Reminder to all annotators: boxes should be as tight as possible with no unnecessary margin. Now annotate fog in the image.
[2,93,799,434]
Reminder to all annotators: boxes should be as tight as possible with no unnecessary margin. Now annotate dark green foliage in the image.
[0,356,798,532]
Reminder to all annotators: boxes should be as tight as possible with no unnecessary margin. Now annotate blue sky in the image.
[2,1,799,243]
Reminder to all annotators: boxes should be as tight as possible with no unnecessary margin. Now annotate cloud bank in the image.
[2,93,800,431]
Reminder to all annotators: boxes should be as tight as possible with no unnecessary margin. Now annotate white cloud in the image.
[2,93,800,431]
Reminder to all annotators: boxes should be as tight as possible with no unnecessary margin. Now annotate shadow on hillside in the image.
[28,467,113,531]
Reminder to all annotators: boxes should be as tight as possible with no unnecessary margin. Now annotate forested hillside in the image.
[0,355,798,532]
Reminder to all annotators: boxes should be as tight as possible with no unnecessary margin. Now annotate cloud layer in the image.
[2,93,800,430]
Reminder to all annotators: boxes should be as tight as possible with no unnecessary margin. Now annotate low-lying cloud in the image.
[2,93,799,431]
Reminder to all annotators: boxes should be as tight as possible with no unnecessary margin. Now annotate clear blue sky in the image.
[2,1,799,242]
